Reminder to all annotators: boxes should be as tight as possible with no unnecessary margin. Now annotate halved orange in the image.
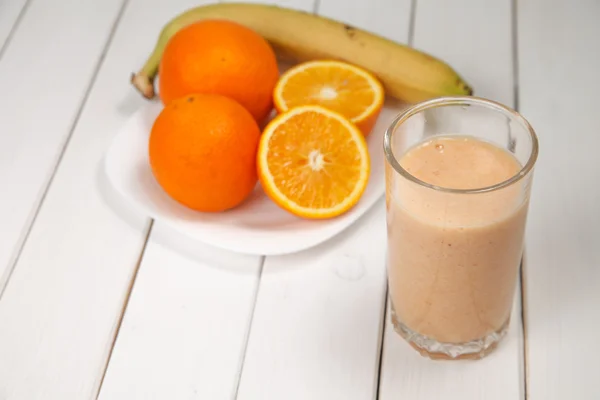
[257,105,370,219]
[273,60,385,136]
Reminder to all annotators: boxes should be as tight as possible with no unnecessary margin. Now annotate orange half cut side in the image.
[273,60,385,135]
[257,105,370,219]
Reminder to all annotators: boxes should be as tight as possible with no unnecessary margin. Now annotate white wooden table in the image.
[0,0,598,398]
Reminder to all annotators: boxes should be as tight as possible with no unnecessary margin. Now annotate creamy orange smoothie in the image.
[386,136,528,347]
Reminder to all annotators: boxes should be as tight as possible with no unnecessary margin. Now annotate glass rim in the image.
[383,95,539,194]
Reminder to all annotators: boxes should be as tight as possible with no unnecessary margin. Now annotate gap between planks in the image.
[511,0,520,114]
[519,260,529,400]
[374,0,415,397]
[511,0,528,397]
[374,285,389,400]
[0,0,33,62]
[0,0,133,300]
[407,0,418,47]
[94,220,154,399]
[232,257,266,400]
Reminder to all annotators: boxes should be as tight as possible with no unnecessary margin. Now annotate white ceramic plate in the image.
[105,100,405,255]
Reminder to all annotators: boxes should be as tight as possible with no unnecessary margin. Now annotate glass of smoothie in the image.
[383,96,538,360]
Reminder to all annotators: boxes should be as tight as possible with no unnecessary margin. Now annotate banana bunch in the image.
[131,2,473,103]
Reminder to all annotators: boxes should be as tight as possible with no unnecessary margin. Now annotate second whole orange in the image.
[149,93,261,212]
[158,20,279,122]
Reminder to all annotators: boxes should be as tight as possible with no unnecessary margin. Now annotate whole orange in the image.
[149,93,261,212]
[158,20,279,122]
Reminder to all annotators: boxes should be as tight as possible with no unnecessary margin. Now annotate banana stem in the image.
[130,61,159,99]
[131,29,170,98]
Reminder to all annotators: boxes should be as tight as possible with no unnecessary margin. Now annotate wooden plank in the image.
[98,223,262,399]
[236,1,411,397]
[0,0,124,290]
[0,0,28,52]
[379,0,524,398]
[518,0,600,398]
[238,203,389,400]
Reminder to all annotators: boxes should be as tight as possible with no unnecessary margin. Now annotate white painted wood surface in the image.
[0,0,597,398]
[98,223,261,399]
[378,1,524,398]
[0,0,124,292]
[519,0,600,399]
[238,203,388,400]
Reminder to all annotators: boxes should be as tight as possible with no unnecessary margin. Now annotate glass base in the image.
[390,304,509,360]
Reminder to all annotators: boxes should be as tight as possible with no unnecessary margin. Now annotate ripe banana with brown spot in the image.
[131,2,473,103]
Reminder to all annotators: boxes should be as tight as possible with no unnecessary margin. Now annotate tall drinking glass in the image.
[383,96,538,360]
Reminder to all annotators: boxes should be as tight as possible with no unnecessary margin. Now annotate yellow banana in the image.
[131,2,473,103]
